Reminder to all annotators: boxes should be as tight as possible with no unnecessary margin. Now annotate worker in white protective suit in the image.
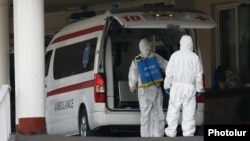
[164,35,204,137]
[128,38,168,137]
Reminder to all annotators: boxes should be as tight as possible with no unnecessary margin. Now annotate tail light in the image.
[94,73,106,103]
[197,74,205,103]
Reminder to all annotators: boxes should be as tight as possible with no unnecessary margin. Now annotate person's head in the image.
[139,38,152,57]
[180,35,193,51]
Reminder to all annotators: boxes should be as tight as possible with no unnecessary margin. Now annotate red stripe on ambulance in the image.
[47,80,95,97]
[51,25,104,44]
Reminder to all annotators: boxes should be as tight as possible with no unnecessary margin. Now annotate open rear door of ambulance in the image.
[106,7,217,29]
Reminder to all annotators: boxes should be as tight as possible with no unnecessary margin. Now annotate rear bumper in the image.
[89,111,141,130]
[89,103,204,130]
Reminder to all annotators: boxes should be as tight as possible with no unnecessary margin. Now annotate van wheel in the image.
[79,108,92,137]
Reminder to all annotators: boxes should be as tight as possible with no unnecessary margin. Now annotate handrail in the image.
[0,85,11,141]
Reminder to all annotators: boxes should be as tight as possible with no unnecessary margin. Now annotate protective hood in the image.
[180,35,193,51]
[139,38,151,53]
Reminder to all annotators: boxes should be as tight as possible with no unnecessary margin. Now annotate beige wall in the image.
[176,0,240,88]
[175,0,215,88]
[193,0,215,89]
[45,11,72,35]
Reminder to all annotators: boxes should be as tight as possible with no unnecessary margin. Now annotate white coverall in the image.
[128,39,168,137]
[164,35,204,137]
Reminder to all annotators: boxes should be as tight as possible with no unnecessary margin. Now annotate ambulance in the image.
[45,7,216,136]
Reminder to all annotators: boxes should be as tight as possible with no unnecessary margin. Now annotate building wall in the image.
[176,0,215,88]
[176,0,241,89]
[193,0,216,89]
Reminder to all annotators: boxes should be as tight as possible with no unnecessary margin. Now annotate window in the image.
[45,51,52,77]
[238,5,250,85]
[216,4,250,85]
[53,38,97,79]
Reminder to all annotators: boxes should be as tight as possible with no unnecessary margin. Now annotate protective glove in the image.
[131,90,137,95]
[164,88,170,95]
[195,92,201,97]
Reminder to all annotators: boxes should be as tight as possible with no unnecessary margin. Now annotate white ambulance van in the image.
[45,7,216,136]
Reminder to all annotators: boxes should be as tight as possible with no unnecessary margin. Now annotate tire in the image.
[79,108,93,137]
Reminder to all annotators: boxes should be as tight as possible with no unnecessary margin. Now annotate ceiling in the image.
[8,0,136,13]
[44,0,124,13]
[9,0,171,14]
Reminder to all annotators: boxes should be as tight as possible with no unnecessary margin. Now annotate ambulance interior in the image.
[106,19,195,110]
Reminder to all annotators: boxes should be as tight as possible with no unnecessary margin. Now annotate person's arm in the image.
[195,56,204,92]
[155,53,168,72]
[164,56,174,89]
[128,60,139,92]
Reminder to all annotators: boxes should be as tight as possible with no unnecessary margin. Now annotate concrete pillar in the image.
[0,0,10,86]
[13,0,45,135]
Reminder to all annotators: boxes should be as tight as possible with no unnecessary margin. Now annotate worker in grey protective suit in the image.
[164,35,204,137]
[128,38,168,137]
